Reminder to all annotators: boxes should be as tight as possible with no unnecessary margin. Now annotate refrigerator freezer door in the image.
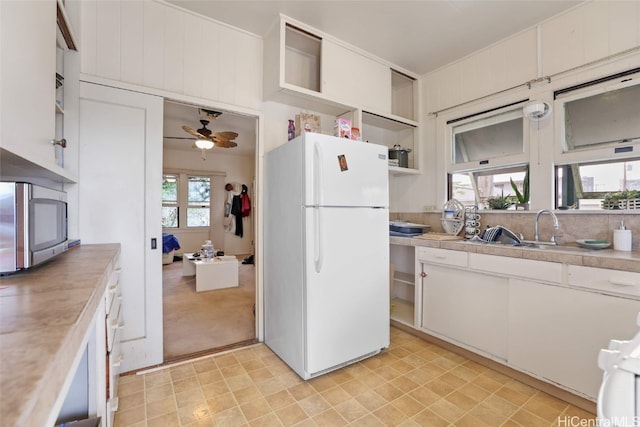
[304,206,390,376]
[302,134,388,208]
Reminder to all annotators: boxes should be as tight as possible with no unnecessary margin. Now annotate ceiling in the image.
[163,101,257,156]
[167,0,583,76]
[163,0,584,155]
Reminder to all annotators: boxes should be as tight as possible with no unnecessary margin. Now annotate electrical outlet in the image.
[423,205,436,212]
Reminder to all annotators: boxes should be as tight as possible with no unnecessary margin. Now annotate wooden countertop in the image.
[0,244,120,427]
[391,235,640,273]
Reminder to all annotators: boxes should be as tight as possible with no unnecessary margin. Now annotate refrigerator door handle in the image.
[314,207,323,273]
[313,142,323,206]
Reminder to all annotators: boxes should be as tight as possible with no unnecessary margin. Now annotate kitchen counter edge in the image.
[390,236,640,273]
[0,243,121,427]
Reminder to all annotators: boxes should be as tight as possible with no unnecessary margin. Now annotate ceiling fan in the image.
[165,109,239,159]
[181,119,239,149]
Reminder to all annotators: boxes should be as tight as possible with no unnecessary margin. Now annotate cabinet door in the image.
[322,40,391,113]
[421,264,508,359]
[1,0,56,168]
[79,82,163,372]
[508,279,640,399]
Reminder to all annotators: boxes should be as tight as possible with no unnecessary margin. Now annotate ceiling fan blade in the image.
[213,131,239,140]
[165,136,195,140]
[182,125,204,139]
[214,140,238,148]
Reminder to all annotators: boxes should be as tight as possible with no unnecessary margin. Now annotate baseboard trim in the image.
[391,320,597,415]
[123,338,259,376]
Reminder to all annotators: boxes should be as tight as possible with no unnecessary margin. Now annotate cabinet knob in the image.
[420,272,427,278]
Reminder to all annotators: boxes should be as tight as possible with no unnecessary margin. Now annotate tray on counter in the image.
[389,221,431,234]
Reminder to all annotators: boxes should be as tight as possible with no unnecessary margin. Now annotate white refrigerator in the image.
[264,132,390,380]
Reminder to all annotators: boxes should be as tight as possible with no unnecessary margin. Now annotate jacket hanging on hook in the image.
[240,184,251,217]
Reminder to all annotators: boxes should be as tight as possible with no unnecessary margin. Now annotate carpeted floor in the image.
[162,256,256,361]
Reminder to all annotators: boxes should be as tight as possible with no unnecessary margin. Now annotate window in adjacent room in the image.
[162,174,178,228]
[186,176,210,227]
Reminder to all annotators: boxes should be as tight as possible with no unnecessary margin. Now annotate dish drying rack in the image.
[441,199,464,235]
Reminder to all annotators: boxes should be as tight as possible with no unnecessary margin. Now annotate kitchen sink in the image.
[514,242,595,253]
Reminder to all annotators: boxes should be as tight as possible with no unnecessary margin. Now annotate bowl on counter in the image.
[575,239,611,250]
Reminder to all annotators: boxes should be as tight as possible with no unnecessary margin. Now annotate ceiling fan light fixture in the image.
[195,139,214,150]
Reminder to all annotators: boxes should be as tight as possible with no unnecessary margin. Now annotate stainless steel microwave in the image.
[0,182,68,274]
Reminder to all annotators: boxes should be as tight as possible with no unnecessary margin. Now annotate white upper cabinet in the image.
[264,15,417,120]
[322,39,391,114]
[0,0,77,183]
[80,0,262,110]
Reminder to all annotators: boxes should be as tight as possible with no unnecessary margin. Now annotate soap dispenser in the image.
[613,221,632,251]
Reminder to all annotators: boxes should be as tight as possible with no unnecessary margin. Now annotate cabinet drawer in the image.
[568,265,640,298]
[416,247,468,267]
[107,299,124,352]
[469,253,562,283]
[105,268,122,315]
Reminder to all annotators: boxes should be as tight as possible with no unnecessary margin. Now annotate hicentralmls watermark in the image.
[557,416,640,427]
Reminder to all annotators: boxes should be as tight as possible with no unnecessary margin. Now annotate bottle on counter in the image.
[202,240,215,258]
[613,220,632,251]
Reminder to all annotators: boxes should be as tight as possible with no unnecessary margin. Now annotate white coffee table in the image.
[182,253,239,292]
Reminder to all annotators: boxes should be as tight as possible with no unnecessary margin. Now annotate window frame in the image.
[445,101,531,175]
[442,99,533,208]
[161,172,212,230]
[553,70,640,165]
[185,175,211,228]
[162,174,179,228]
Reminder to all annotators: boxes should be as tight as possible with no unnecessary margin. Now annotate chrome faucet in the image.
[534,209,559,244]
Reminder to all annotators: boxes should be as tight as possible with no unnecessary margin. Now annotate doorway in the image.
[161,100,258,361]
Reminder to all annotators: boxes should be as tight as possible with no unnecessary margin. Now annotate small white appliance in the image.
[597,312,640,425]
[264,132,390,379]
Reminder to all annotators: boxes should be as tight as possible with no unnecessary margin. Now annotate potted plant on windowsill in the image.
[486,190,514,210]
[602,189,640,210]
[510,165,530,210]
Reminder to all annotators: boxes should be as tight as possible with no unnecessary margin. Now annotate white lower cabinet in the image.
[418,250,508,360]
[414,246,640,401]
[508,278,640,399]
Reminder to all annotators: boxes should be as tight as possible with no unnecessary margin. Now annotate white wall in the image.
[163,148,255,255]
[400,0,640,214]
[262,101,347,154]
[79,0,262,111]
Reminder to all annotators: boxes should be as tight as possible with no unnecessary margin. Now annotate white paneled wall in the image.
[541,0,640,76]
[80,0,262,110]
[423,28,538,114]
[423,1,640,114]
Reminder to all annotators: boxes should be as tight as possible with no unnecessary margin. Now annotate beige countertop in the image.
[0,243,120,427]
[391,236,640,273]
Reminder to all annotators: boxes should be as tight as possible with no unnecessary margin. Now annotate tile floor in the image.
[114,327,596,426]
